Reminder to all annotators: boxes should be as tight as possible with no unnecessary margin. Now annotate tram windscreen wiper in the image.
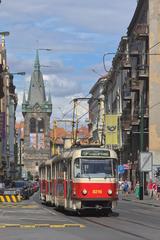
[87,174,91,180]
[104,173,112,179]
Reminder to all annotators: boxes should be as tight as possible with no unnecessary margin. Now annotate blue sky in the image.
[0,0,137,123]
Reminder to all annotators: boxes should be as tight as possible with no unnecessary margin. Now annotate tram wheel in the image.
[104,209,112,217]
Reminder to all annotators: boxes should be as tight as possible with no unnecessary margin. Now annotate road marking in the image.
[0,204,39,209]
[64,224,85,228]
[0,224,85,228]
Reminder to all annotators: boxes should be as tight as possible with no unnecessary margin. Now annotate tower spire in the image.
[23,91,26,104]
[27,50,46,104]
[48,91,52,104]
[34,49,40,71]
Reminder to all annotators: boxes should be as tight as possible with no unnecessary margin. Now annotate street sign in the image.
[123,164,129,170]
[139,152,153,172]
[118,165,125,174]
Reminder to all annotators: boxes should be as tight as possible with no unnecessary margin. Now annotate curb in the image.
[122,198,160,207]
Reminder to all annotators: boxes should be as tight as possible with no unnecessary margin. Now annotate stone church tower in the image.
[22,50,52,176]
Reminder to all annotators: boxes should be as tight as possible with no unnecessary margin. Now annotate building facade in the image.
[88,76,106,144]
[149,0,160,172]
[89,0,160,184]
[0,34,17,180]
[22,50,52,177]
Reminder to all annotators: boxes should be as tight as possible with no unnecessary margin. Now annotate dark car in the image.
[10,180,30,200]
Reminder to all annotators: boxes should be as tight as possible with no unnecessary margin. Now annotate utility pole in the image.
[71,97,90,144]
[72,99,77,144]
[139,85,144,200]
[52,119,73,154]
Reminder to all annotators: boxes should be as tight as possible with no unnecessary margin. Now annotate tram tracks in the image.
[35,195,160,239]
[83,217,151,240]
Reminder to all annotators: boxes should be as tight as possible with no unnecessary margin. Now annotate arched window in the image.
[38,118,44,133]
[30,118,36,133]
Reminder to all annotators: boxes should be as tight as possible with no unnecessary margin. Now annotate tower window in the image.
[38,118,44,133]
[30,118,36,133]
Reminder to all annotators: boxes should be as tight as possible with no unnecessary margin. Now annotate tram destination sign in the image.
[81,150,110,157]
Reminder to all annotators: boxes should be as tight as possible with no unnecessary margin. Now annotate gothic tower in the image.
[22,50,52,177]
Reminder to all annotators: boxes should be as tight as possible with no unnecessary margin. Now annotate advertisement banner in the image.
[105,115,119,145]
[30,133,37,148]
[38,133,45,149]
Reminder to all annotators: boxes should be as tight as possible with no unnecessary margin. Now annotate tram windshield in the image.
[74,158,116,178]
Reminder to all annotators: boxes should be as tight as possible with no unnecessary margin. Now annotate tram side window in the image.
[47,166,51,180]
[52,163,55,179]
[74,158,81,178]
[56,163,60,179]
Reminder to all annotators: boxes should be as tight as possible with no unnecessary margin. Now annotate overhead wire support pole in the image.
[71,97,90,144]
[72,99,77,144]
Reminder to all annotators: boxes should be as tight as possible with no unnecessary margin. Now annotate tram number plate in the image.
[92,190,102,194]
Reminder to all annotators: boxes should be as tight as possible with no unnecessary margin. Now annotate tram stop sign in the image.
[118,165,125,174]
[139,152,153,172]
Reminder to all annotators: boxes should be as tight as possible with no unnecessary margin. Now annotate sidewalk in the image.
[119,192,160,207]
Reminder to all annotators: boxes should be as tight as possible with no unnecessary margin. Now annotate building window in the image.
[38,118,44,133]
[30,118,36,133]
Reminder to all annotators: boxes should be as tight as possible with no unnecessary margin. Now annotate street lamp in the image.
[11,72,25,76]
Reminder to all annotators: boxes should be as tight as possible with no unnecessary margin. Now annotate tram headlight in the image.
[82,189,88,195]
[107,189,112,195]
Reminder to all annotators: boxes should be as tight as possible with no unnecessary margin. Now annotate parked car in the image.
[10,180,30,200]
[32,181,39,192]
[0,182,5,194]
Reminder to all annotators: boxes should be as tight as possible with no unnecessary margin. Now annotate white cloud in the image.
[0,0,138,123]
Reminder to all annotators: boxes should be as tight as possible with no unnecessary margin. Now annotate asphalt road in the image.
[0,192,160,240]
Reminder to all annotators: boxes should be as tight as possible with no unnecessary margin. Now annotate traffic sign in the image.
[139,152,153,172]
[123,164,129,170]
[118,165,125,174]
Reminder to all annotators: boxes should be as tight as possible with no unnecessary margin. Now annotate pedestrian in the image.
[147,179,153,199]
[135,180,140,199]
[156,183,160,200]
[152,182,157,200]
[123,179,129,196]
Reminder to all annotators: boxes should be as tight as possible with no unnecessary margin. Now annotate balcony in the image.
[131,108,140,125]
[134,24,149,39]
[144,106,149,118]
[121,57,131,70]
[122,119,131,131]
[137,65,149,80]
[131,79,140,91]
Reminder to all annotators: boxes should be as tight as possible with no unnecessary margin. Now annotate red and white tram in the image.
[39,147,118,214]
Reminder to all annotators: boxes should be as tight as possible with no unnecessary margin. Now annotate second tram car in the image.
[39,147,118,214]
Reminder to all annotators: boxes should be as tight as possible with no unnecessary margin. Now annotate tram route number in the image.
[92,189,102,194]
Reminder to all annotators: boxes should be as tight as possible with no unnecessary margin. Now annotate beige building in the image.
[149,0,160,169]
